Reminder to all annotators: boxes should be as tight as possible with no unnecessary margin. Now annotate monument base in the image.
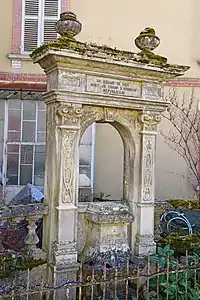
[80,201,134,268]
[47,263,79,300]
[135,234,156,256]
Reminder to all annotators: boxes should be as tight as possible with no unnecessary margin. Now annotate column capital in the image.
[138,110,161,132]
[56,102,83,128]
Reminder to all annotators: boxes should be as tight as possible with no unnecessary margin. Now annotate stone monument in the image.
[31,12,189,294]
[80,202,134,267]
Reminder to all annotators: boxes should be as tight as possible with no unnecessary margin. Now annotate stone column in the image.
[135,110,161,255]
[43,101,82,295]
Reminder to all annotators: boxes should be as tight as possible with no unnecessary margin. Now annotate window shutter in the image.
[44,20,58,42]
[44,0,59,43]
[24,0,39,52]
[25,0,39,15]
[44,0,59,17]
[24,19,38,52]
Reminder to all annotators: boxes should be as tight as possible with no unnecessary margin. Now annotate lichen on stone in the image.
[168,199,200,210]
[30,36,189,74]
[138,49,167,65]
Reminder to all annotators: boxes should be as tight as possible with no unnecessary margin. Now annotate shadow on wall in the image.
[155,117,195,201]
[94,123,124,200]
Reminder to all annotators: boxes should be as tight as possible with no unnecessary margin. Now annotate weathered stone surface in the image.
[0,204,48,259]
[0,204,48,221]
[135,28,160,52]
[52,241,77,266]
[85,201,134,223]
[0,264,47,300]
[31,12,189,295]
[135,233,156,256]
[46,71,166,105]
[77,204,88,253]
[55,12,82,38]
[80,202,134,266]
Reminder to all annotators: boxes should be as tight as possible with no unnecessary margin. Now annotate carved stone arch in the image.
[112,113,139,203]
[79,106,104,143]
[80,106,138,143]
[79,106,139,202]
[112,111,138,143]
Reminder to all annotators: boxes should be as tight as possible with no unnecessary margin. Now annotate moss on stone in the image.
[158,233,200,256]
[168,199,200,210]
[30,36,190,75]
[30,38,163,66]
[30,37,87,57]
[0,250,46,278]
[138,49,167,65]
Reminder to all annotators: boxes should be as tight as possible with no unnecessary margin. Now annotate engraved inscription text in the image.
[86,77,141,97]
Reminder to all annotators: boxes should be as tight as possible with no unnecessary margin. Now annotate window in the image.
[6,99,46,186]
[1,94,94,202]
[22,0,61,52]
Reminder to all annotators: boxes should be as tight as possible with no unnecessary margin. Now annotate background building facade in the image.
[0,0,200,203]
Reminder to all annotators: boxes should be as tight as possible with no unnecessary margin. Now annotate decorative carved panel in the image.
[142,135,154,202]
[62,130,77,203]
[138,110,161,202]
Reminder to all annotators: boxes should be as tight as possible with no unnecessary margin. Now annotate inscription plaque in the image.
[86,76,141,98]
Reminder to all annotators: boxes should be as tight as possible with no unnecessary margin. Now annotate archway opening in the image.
[94,122,124,201]
[79,122,124,202]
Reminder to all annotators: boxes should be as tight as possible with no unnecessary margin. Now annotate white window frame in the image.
[4,99,46,187]
[21,0,61,54]
[2,98,95,202]
[90,123,96,193]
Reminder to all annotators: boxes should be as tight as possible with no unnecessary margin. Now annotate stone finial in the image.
[135,27,160,52]
[54,12,82,38]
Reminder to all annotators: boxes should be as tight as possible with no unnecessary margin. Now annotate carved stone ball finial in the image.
[54,12,82,38]
[135,27,160,52]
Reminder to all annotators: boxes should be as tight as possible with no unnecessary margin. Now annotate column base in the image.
[52,241,77,265]
[47,239,78,298]
[47,262,79,300]
[135,234,156,256]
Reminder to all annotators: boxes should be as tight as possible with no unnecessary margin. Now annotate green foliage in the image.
[149,245,200,300]
[0,250,46,278]
[168,199,200,210]
[158,233,200,257]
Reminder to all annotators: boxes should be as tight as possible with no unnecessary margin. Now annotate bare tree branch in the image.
[161,88,200,198]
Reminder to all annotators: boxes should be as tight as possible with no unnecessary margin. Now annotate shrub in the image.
[149,245,200,300]
[168,199,200,210]
[158,233,200,257]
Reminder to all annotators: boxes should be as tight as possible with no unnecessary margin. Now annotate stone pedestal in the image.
[80,202,134,267]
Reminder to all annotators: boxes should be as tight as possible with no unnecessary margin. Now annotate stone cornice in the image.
[31,48,189,83]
